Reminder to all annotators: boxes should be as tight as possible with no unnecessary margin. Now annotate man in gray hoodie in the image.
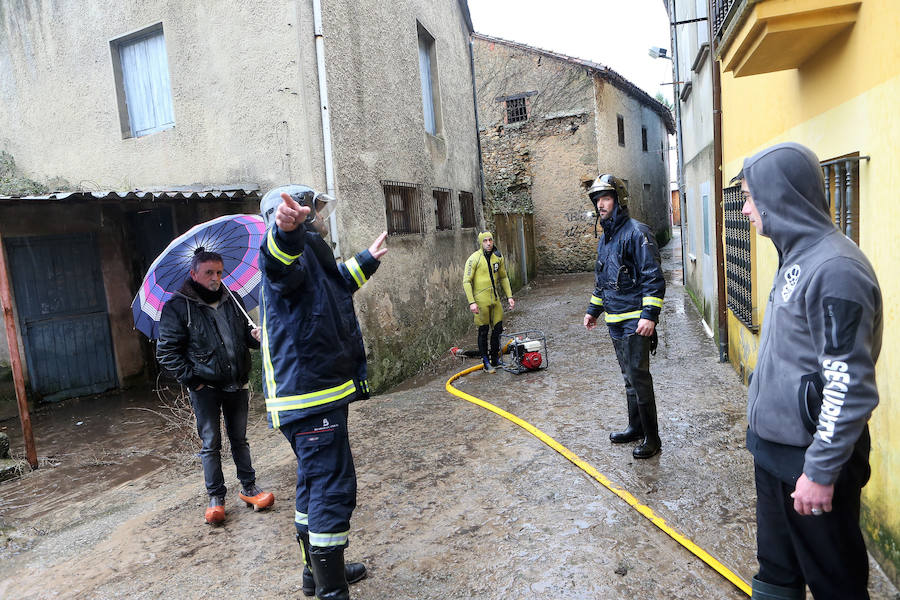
[739,143,882,600]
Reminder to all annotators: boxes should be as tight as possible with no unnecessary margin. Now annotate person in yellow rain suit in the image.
[463,231,514,373]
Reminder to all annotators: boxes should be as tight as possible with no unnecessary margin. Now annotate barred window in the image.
[724,184,756,331]
[433,187,453,231]
[821,153,865,245]
[506,97,527,123]
[383,181,425,235]
[459,191,476,229]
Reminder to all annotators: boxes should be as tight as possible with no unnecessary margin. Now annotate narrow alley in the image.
[0,231,897,599]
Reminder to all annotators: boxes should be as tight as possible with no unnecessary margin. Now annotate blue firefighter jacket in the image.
[259,224,380,429]
[586,205,665,324]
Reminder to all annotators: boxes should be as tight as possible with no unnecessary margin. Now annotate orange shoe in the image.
[205,495,225,524]
[239,485,275,512]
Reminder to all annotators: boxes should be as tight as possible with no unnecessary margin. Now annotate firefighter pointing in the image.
[583,174,666,459]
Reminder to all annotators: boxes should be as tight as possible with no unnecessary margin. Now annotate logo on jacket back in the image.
[781,264,801,301]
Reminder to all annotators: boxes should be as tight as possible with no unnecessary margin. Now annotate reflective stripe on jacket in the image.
[586,207,665,324]
[259,225,379,429]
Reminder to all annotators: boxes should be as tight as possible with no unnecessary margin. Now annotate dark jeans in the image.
[189,386,256,498]
[281,406,356,548]
[754,462,869,599]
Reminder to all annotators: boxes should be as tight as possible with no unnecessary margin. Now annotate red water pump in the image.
[502,330,548,374]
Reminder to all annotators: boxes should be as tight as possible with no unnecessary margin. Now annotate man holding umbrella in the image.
[156,249,274,524]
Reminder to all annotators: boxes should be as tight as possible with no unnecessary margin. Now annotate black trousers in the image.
[754,462,869,599]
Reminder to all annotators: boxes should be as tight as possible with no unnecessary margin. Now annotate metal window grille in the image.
[821,154,867,246]
[617,115,625,146]
[642,127,648,152]
[459,191,476,229]
[724,184,756,331]
[712,0,740,40]
[506,98,527,123]
[383,181,425,235]
[433,188,453,230]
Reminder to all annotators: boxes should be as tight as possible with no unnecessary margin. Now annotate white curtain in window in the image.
[418,38,436,135]
[120,31,175,137]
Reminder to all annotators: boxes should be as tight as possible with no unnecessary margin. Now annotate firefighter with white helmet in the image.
[583,173,666,459]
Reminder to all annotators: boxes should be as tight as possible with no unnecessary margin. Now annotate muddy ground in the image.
[1,232,897,599]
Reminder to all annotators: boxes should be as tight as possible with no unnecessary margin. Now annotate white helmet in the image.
[259,184,336,228]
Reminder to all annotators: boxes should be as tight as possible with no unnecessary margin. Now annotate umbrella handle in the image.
[223,285,258,330]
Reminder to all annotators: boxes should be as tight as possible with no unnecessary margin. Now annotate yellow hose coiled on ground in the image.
[445,364,752,597]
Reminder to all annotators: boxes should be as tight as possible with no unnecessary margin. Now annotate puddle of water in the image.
[0,386,187,522]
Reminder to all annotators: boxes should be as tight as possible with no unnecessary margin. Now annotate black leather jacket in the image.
[586,204,665,324]
[156,279,260,389]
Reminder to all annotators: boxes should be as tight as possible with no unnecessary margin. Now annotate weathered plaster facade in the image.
[664,0,721,339]
[473,34,674,275]
[0,0,484,397]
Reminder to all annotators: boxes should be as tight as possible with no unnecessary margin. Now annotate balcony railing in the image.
[712,0,741,40]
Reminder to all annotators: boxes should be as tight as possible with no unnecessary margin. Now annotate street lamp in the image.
[650,41,686,286]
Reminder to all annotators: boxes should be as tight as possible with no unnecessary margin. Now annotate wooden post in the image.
[0,234,38,469]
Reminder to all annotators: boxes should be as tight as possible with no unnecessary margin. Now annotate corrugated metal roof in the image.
[472,33,677,134]
[0,185,261,203]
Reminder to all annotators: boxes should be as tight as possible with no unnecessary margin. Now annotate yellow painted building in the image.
[714,0,900,584]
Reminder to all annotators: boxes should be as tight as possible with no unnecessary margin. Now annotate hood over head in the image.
[742,142,834,255]
[478,231,494,245]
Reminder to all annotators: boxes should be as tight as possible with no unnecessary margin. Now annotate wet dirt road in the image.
[1,230,897,599]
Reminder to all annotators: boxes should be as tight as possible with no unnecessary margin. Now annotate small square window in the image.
[383,181,425,235]
[506,98,527,123]
[434,188,453,230]
[459,191,476,229]
[617,115,625,146]
[111,24,175,139]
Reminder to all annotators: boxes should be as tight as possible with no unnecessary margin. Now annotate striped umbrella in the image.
[132,213,266,339]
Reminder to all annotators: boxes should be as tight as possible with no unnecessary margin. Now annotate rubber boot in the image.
[239,484,275,511]
[308,546,350,600]
[633,400,661,459]
[750,576,805,599]
[609,394,643,443]
[298,533,367,597]
[610,338,643,443]
[204,495,225,524]
[489,321,503,367]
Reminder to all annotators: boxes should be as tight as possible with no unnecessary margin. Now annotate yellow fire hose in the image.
[445,364,752,597]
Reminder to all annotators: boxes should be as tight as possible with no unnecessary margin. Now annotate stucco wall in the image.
[0,0,324,189]
[473,36,671,275]
[321,0,484,388]
[718,0,900,583]
[671,0,719,333]
[0,0,484,392]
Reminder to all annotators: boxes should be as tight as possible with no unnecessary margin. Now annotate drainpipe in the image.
[467,35,488,228]
[709,0,728,362]
[0,236,38,469]
[312,0,341,258]
[669,0,688,287]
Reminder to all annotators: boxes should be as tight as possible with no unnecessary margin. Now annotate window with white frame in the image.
[111,24,175,139]
[417,24,441,136]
